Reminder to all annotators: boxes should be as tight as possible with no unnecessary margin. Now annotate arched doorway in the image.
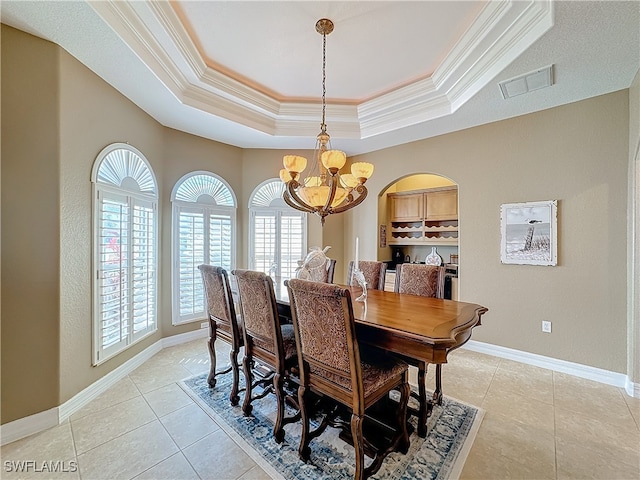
[378,173,459,299]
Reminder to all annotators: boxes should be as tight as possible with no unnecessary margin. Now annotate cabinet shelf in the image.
[388,187,459,246]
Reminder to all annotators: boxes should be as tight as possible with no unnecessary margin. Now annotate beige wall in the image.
[1,25,61,423]
[350,91,629,373]
[1,24,633,424]
[628,69,640,387]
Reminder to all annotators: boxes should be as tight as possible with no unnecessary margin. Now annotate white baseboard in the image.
[0,328,208,446]
[462,340,635,391]
[0,408,58,447]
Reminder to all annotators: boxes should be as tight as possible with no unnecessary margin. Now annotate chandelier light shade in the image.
[280,18,374,225]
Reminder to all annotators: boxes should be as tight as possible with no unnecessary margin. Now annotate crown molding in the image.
[89,0,553,140]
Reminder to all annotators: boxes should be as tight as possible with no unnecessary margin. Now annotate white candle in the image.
[355,236,359,271]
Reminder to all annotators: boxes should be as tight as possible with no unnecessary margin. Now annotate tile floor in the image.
[2,338,639,480]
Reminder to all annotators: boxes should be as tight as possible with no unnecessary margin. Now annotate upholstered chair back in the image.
[347,260,387,290]
[233,269,283,356]
[394,263,445,298]
[286,279,361,396]
[198,265,240,343]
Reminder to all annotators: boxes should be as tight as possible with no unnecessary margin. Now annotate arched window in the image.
[91,143,158,365]
[249,179,306,282]
[171,172,237,325]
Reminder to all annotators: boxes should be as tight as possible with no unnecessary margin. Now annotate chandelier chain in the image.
[321,29,327,130]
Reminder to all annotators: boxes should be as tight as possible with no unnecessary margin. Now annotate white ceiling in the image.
[2,1,639,156]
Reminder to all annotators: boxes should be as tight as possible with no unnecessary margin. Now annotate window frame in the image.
[91,143,159,366]
[171,171,237,326]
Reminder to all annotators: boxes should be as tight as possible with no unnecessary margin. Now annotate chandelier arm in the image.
[284,181,317,214]
[331,185,369,214]
[322,174,339,211]
[283,190,315,214]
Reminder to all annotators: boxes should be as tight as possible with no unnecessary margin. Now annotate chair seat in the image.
[310,348,407,396]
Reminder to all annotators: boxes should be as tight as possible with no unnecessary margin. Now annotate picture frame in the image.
[500,200,558,266]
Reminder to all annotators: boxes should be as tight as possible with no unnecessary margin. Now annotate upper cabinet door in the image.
[425,189,458,220]
[390,193,424,221]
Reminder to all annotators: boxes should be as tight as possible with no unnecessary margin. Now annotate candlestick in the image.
[355,236,359,271]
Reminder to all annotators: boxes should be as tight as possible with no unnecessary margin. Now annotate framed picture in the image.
[500,200,558,266]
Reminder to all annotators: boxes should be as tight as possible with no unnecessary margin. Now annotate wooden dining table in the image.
[273,280,488,434]
[274,281,487,366]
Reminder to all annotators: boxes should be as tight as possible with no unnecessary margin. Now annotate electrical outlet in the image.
[200,322,208,329]
[542,321,552,333]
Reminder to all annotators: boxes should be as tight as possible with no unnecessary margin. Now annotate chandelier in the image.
[280,18,374,225]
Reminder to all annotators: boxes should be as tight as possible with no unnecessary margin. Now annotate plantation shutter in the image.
[177,208,206,320]
[279,214,304,279]
[253,213,277,274]
[131,200,156,338]
[96,191,157,362]
[209,213,232,271]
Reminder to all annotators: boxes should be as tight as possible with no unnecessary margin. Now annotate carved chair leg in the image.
[433,364,443,405]
[396,379,411,454]
[207,326,218,388]
[297,385,311,461]
[273,373,285,443]
[351,413,365,480]
[229,347,240,406]
[417,361,428,438]
[242,354,254,416]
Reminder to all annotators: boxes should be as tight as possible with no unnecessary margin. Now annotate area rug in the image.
[179,373,483,480]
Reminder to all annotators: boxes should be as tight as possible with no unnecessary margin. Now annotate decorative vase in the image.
[425,246,442,266]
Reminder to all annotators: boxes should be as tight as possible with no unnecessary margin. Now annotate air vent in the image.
[499,65,554,99]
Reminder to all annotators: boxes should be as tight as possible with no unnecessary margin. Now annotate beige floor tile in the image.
[1,421,76,461]
[556,436,640,480]
[71,396,156,454]
[150,339,209,365]
[70,377,141,421]
[1,422,77,479]
[180,353,212,376]
[133,452,199,480]
[554,372,636,428]
[623,390,640,428]
[555,405,640,452]
[489,359,554,405]
[237,465,273,480]
[482,386,555,434]
[143,383,194,418]
[452,348,503,369]
[464,411,556,479]
[436,363,495,406]
[128,360,193,394]
[182,429,257,479]
[77,421,178,480]
[461,448,555,480]
[159,403,220,449]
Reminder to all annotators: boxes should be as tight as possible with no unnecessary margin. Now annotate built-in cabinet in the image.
[388,187,458,245]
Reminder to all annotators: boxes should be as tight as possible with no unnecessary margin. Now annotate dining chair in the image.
[198,265,243,405]
[286,278,410,480]
[346,260,387,290]
[394,263,445,437]
[232,269,300,443]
